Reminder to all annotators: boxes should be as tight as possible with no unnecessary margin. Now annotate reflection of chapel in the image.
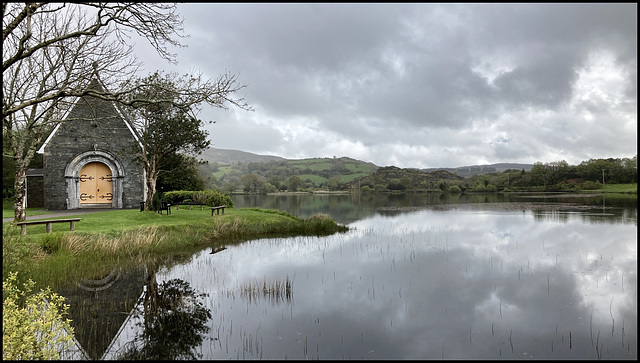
[30,74,145,210]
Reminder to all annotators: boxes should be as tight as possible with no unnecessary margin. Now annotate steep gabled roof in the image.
[37,74,143,154]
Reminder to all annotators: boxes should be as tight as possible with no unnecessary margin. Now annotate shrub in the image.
[387,179,406,190]
[447,185,462,193]
[582,180,601,190]
[40,233,64,254]
[3,272,75,360]
[151,191,162,211]
[3,226,32,277]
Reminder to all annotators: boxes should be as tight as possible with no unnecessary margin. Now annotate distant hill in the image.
[198,148,534,179]
[199,148,286,164]
[422,163,533,177]
[353,166,463,191]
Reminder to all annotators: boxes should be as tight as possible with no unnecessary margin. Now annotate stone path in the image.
[3,208,129,223]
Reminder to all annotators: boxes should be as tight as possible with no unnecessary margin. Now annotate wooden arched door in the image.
[79,162,113,204]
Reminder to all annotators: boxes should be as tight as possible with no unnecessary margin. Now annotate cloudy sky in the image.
[134,3,636,169]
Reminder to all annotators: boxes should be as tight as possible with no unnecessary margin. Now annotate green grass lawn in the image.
[3,200,52,219]
[3,203,348,290]
[603,183,637,193]
[582,183,637,194]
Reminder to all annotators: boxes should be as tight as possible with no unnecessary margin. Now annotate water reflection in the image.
[60,194,636,359]
[115,278,212,360]
[100,207,635,359]
[57,262,212,360]
[232,192,637,226]
[56,266,147,359]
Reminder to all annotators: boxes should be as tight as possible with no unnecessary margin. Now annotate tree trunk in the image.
[144,160,159,211]
[13,165,27,222]
[144,264,159,317]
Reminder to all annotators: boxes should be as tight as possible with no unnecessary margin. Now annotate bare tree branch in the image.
[3,3,184,71]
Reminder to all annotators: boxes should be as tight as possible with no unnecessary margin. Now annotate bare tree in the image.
[3,3,185,222]
[3,3,186,119]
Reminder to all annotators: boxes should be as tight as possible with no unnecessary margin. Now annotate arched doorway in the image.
[79,162,113,205]
[65,150,126,209]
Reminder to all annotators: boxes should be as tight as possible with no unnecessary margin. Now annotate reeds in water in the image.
[231,276,293,305]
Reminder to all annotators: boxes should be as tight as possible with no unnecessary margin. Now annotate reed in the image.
[235,276,293,304]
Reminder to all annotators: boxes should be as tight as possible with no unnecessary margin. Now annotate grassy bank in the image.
[599,183,637,194]
[2,206,348,291]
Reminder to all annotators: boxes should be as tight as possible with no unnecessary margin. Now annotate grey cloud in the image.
[136,3,636,167]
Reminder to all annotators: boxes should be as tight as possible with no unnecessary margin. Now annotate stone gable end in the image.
[40,78,145,210]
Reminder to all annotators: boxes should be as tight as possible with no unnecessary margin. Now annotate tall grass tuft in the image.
[61,226,166,256]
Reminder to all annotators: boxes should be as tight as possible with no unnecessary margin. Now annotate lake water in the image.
[60,192,637,360]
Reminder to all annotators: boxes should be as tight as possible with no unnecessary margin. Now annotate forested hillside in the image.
[199,156,379,193]
[422,163,534,177]
[195,149,636,194]
[353,157,637,193]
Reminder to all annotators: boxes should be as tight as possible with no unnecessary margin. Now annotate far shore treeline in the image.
[2,153,637,200]
[200,154,637,195]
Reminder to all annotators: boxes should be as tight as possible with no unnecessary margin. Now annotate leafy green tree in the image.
[124,71,250,209]
[327,177,341,191]
[529,162,548,187]
[387,178,406,190]
[124,72,210,207]
[268,175,283,190]
[621,156,638,183]
[400,175,413,189]
[241,174,264,194]
[577,158,607,182]
[156,153,207,192]
[287,175,303,192]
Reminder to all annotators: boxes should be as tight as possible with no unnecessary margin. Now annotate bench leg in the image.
[70,221,76,231]
[46,222,52,233]
[21,225,26,235]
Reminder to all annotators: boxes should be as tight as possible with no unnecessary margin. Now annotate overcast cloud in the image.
[134,3,637,168]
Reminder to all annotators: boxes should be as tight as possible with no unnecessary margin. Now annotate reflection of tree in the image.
[116,276,212,360]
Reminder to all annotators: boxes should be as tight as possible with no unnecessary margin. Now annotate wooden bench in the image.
[210,205,227,216]
[15,218,83,235]
[175,203,207,211]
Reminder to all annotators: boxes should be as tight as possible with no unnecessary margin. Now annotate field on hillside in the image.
[205,156,378,188]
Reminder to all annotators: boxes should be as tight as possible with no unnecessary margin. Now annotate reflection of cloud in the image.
[155,209,635,359]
